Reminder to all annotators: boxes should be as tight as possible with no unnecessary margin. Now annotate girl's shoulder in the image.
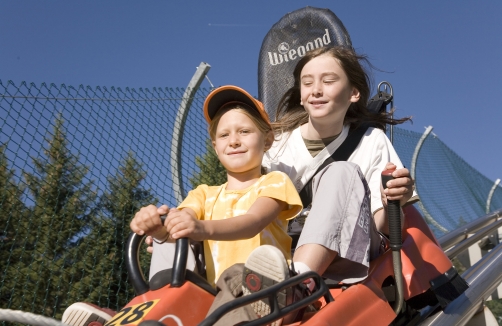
[266,128,299,159]
[364,125,384,135]
[364,126,391,143]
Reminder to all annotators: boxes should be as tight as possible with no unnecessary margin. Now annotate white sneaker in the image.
[242,245,292,326]
[62,302,115,326]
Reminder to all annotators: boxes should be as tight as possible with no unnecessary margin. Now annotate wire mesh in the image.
[1,79,501,321]
[0,80,211,321]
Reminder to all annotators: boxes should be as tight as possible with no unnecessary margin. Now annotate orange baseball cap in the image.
[203,85,271,126]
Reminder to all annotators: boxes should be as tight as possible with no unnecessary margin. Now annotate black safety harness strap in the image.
[298,88,392,208]
[298,124,369,208]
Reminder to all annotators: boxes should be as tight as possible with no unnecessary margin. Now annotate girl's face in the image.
[300,53,360,124]
[212,110,272,175]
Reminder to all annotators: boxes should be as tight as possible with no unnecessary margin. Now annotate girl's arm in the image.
[165,197,287,241]
[374,162,415,234]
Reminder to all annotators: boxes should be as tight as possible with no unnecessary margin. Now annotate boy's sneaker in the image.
[62,302,116,326]
[242,245,310,326]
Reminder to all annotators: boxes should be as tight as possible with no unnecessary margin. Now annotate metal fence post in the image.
[410,125,448,233]
[486,179,501,214]
[170,62,211,204]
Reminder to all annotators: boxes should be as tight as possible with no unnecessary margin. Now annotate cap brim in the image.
[203,85,270,126]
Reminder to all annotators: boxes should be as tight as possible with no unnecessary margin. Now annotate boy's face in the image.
[212,109,271,175]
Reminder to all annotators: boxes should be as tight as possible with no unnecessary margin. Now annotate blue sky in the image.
[1,1,501,182]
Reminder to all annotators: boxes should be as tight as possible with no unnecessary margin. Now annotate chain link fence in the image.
[1,79,501,321]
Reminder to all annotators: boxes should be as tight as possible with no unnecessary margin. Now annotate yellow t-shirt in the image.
[178,171,302,286]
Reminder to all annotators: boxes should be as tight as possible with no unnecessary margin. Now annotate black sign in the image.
[258,7,352,119]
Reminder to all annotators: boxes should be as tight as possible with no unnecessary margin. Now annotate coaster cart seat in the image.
[107,204,462,326]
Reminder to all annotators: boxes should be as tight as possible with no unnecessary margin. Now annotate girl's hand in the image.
[381,162,415,207]
[165,208,208,241]
[130,204,170,240]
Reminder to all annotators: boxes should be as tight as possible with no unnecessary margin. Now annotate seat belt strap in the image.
[298,124,370,207]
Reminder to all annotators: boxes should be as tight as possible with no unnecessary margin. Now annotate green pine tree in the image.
[0,143,29,308]
[7,116,97,318]
[189,139,226,188]
[66,151,156,311]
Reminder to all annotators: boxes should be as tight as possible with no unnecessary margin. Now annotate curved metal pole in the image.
[486,178,500,214]
[410,126,448,233]
[170,62,211,204]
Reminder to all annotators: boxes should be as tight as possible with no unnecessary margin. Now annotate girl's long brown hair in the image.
[273,46,411,134]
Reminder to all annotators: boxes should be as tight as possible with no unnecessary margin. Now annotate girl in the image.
[241,45,417,319]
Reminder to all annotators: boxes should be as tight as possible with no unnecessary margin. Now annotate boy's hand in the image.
[145,236,154,254]
[165,208,207,241]
[130,204,170,240]
[381,162,415,207]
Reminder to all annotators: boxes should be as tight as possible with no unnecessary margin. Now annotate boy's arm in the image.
[166,197,287,241]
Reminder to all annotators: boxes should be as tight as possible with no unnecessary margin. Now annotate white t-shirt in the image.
[263,125,418,215]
